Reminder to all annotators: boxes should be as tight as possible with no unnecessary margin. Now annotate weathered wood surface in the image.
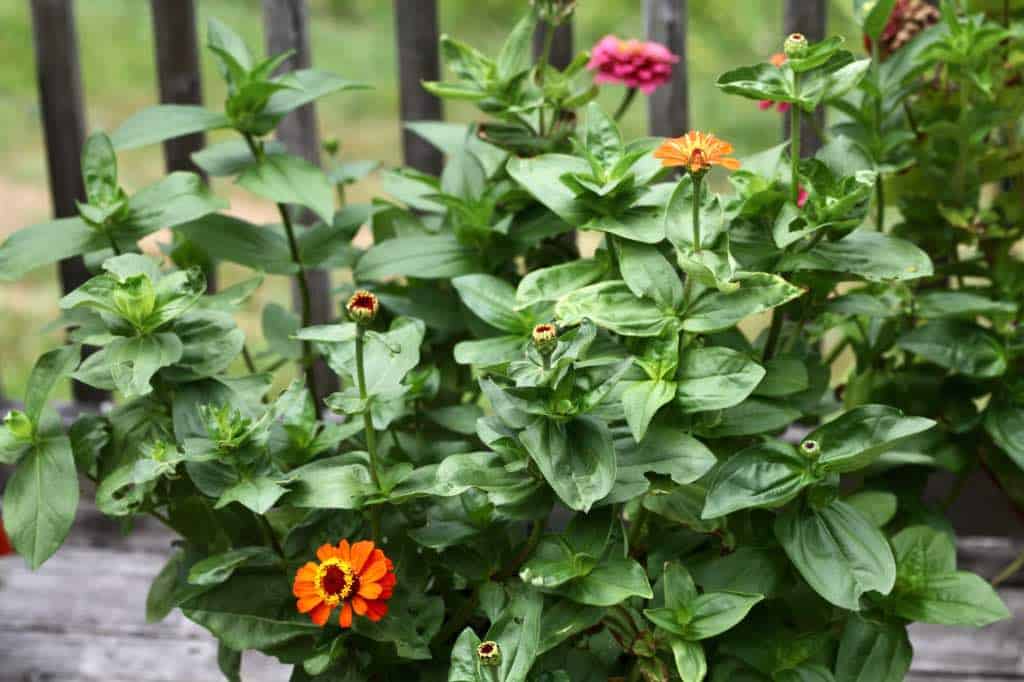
[393,0,443,175]
[644,0,689,137]
[783,0,827,153]
[0,489,1020,681]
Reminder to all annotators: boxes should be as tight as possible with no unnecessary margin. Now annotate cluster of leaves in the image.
[0,4,1016,682]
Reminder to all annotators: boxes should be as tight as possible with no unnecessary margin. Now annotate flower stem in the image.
[872,40,886,229]
[790,71,802,206]
[536,23,557,136]
[691,172,704,253]
[259,514,285,559]
[242,133,321,419]
[355,325,383,540]
[613,87,639,122]
[992,546,1024,587]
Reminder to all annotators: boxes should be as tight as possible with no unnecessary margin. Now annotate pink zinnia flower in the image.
[0,516,12,556]
[586,35,679,95]
[759,53,791,113]
[797,186,809,208]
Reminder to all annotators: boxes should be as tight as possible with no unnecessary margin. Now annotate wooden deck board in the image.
[0,497,1021,681]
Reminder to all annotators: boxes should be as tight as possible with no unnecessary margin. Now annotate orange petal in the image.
[316,544,337,562]
[360,559,388,584]
[358,581,383,599]
[297,596,322,614]
[339,602,353,628]
[366,600,388,621]
[717,157,742,170]
[336,539,351,562]
[296,562,318,581]
[293,583,318,598]
[351,595,368,615]
[309,602,332,627]
[350,541,375,573]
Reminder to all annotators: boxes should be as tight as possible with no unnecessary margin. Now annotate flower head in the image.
[797,186,809,208]
[653,131,741,174]
[293,539,396,627]
[0,516,12,557]
[346,290,380,325]
[800,439,821,458]
[477,641,502,666]
[784,32,809,59]
[532,323,558,354]
[586,35,679,95]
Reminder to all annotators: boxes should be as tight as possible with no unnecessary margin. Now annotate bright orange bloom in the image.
[293,539,396,627]
[769,52,788,67]
[653,131,741,174]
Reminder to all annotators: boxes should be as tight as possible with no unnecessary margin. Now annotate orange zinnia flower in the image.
[293,539,396,627]
[653,131,741,174]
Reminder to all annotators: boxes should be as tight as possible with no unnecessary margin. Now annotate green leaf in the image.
[859,0,898,39]
[125,171,228,234]
[0,217,97,281]
[519,416,616,512]
[218,643,242,682]
[621,379,676,443]
[778,231,933,282]
[449,628,484,682]
[147,549,186,623]
[682,273,804,333]
[182,573,319,649]
[216,476,289,515]
[985,402,1024,470]
[666,176,726,250]
[175,214,298,274]
[897,320,1008,378]
[695,398,800,438]
[556,280,678,337]
[835,615,912,682]
[775,500,896,610]
[237,154,336,225]
[495,13,535,79]
[356,235,479,281]
[264,69,368,117]
[754,356,809,397]
[703,442,815,519]
[75,333,184,398]
[488,587,543,682]
[187,547,280,586]
[774,664,836,682]
[506,154,591,225]
[669,638,707,682]
[284,455,376,509]
[454,335,525,367]
[81,132,119,205]
[717,63,795,103]
[24,345,80,424]
[675,346,765,414]
[643,484,720,533]
[610,423,716,501]
[679,592,764,640]
[562,557,653,606]
[616,239,685,309]
[915,291,1017,319]
[515,257,608,310]
[3,436,79,568]
[807,405,936,474]
[453,274,530,333]
[843,490,898,528]
[111,105,230,150]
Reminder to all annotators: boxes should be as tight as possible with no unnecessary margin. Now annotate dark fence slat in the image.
[645,0,689,137]
[262,0,339,401]
[784,0,827,154]
[533,21,574,71]
[149,0,217,292]
[29,0,107,406]
[393,0,443,175]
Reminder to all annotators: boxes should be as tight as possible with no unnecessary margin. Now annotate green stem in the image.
[763,309,785,362]
[626,659,643,682]
[626,503,648,554]
[431,585,480,648]
[823,337,851,366]
[355,325,383,540]
[872,40,886,229]
[613,87,639,122]
[992,546,1024,587]
[106,232,122,256]
[241,345,257,374]
[243,132,320,419]
[790,71,802,206]
[495,518,545,580]
[691,172,704,253]
[536,23,557,136]
[875,174,885,229]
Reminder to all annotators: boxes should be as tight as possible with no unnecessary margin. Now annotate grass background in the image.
[0,0,862,400]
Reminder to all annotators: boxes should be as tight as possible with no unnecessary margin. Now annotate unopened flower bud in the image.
[532,323,558,355]
[477,640,501,666]
[800,439,821,459]
[346,290,380,325]
[784,33,809,59]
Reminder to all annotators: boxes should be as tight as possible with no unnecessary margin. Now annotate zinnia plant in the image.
[0,3,1019,681]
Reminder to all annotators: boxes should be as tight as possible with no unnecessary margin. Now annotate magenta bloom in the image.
[797,186,809,208]
[586,35,679,95]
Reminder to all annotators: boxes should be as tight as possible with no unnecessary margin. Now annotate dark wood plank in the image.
[393,0,444,175]
[149,0,218,293]
[645,0,689,137]
[533,21,574,71]
[28,0,107,406]
[261,0,339,402]
[783,0,827,153]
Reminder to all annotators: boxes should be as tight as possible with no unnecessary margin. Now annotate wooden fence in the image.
[4,0,830,409]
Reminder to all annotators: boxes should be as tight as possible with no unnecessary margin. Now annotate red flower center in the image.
[479,643,495,654]
[689,149,706,168]
[322,564,358,598]
[351,293,376,311]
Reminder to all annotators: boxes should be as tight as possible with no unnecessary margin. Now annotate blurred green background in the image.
[0,0,862,400]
